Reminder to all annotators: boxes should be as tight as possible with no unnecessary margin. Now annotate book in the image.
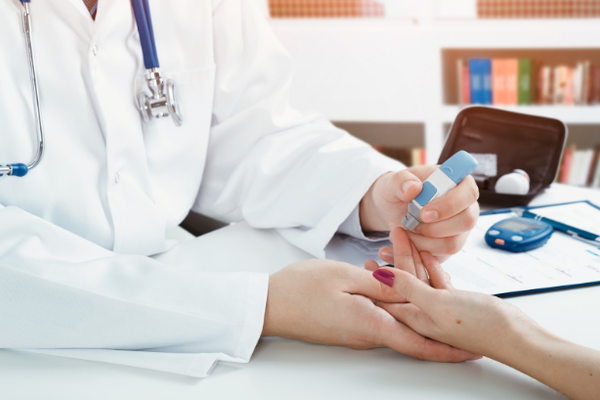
[505,58,519,105]
[492,59,507,105]
[457,59,471,105]
[592,149,600,188]
[553,66,568,104]
[591,65,600,104]
[564,67,574,105]
[469,59,484,104]
[539,66,553,104]
[411,148,422,167]
[582,61,591,105]
[559,146,573,184]
[579,149,595,186]
[481,58,492,104]
[462,64,471,105]
[587,147,600,187]
[458,59,464,105]
[517,59,532,105]
[568,149,584,185]
[573,62,584,105]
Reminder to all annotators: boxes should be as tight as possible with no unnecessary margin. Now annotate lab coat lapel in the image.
[42,0,94,41]
[63,0,96,20]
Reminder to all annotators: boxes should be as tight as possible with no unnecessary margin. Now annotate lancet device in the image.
[402,151,479,232]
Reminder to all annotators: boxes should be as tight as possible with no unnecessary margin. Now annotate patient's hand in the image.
[364,227,432,287]
[370,228,529,359]
[371,229,600,400]
[262,258,478,362]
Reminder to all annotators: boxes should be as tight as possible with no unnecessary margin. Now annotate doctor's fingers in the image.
[419,175,479,224]
[415,203,479,239]
[421,251,455,290]
[364,259,380,272]
[383,169,428,203]
[376,315,480,362]
[410,242,430,284]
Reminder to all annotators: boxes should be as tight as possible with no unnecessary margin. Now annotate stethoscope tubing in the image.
[2,0,180,177]
[131,0,159,70]
[0,0,46,177]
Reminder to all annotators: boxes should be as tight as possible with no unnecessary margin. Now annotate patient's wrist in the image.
[488,314,550,367]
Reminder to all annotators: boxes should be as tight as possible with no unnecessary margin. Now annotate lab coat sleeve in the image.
[337,205,393,242]
[0,205,268,377]
[193,0,403,257]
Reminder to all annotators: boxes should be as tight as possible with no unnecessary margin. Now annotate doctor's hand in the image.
[359,166,479,261]
[262,259,479,363]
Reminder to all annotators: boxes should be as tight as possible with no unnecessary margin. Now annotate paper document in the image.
[446,213,600,296]
[529,201,600,236]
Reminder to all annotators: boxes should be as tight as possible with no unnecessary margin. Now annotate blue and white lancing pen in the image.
[402,151,479,232]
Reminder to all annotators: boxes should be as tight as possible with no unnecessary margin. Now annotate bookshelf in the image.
[265,1,600,182]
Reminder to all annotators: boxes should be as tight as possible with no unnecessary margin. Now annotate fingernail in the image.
[422,210,438,222]
[413,225,422,234]
[373,269,395,287]
[402,181,418,194]
[380,248,393,260]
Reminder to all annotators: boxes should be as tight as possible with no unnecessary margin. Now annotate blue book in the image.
[469,58,493,105]
[481,58,492,104]
[468,59,483,104]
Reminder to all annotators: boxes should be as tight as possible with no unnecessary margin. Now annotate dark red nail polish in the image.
[373,269,395,287]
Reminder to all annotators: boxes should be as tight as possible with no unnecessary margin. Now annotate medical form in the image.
[445,212,600,297]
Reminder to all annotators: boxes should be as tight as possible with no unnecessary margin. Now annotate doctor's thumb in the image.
[388,170,423,203]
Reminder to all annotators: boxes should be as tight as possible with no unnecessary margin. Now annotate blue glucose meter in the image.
[485,217,554,252]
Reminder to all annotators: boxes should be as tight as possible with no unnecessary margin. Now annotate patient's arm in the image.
[369,229,600,400]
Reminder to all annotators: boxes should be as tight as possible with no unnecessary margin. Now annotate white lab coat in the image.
[0,0,401,377]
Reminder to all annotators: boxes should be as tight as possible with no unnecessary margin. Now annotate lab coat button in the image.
[114,172,120,184]
[92,45,99,56]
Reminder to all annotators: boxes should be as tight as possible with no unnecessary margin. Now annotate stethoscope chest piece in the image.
[137,68,183,127]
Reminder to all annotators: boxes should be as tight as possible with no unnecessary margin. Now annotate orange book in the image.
[462,65,471,105]
[564,67,574,105]
[492,59,507,105]
[560,146,573,184]
[505,58,519,106]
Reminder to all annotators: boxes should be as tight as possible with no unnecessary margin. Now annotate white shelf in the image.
[441,105,600,124]
[268,4,600,163]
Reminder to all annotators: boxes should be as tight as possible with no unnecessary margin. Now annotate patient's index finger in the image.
[391,227,416,276]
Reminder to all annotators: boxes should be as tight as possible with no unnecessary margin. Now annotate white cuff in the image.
[337,205,391,243]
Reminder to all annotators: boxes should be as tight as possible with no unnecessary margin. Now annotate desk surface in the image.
[2,184,600,400]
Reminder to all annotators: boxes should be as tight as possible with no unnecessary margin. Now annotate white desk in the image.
[2,184,600,400]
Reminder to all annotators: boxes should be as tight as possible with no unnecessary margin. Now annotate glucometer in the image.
[402,151,479,232]
[485,217,553,252]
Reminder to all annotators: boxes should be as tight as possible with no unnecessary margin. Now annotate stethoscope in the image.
[1,0,182,178]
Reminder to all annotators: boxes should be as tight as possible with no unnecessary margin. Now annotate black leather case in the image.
[439,107,567,206]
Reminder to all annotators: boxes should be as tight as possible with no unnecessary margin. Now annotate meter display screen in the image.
[497,219,542,232]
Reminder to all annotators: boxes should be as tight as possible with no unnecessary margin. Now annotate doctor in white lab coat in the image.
[0,0,480,377]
